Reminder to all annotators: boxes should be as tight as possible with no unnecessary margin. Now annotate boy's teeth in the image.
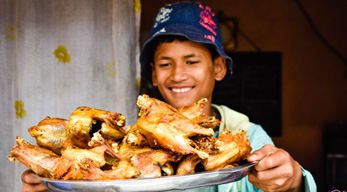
[172,88,191,93]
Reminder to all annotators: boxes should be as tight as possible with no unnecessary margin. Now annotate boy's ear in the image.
[214,56,227,81]
[151,63,158,86]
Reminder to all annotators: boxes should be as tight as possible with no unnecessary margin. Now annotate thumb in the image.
[22,169,41,184]
[247,144,275,162]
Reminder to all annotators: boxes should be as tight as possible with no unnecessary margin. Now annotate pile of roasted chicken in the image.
[8,94,252,180]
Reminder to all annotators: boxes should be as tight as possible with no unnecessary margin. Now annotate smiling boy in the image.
[139,1,317,192]
[150,37,226,116]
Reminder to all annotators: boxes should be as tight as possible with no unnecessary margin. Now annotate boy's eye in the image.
[158,63,171,67]
[186,61,199,64]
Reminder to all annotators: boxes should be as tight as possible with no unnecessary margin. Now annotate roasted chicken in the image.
[9,133,139,180]
[68,107,126,148]
[119,139,181,178]
[8,94,252,181]
[136,94,215,159]
[53,154,139,180]
[53,132,139,180]
[8,136,61,178]
[202,129,252,171]
[28,117,70,154]
[176,130,252,174]
[29,107,127,153]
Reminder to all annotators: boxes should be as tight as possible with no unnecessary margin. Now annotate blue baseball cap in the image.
[140,1,233,82]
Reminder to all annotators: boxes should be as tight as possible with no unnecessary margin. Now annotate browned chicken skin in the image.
[202,129,252,171]
[136,95,215,159]
[28,117,70,154]
[124,124,149,146]
[176,130,252,173]
[53,133,140,180]
[29,106,127,153]
[68,107,126,148]
[178,98,222,129]
[119,140,181,178]
[53,155,140,180]
[9,133,140,180]
[8,136,60,178]
[176,154,202,175]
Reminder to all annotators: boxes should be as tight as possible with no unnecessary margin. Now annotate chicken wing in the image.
[178,98,221,129]
[7,137,60,178]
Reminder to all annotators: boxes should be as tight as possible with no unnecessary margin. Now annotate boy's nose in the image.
[170,64,188,82]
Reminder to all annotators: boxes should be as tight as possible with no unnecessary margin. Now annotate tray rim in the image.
[35,162,256,183]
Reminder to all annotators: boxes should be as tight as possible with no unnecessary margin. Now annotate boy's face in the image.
[151,40,226,110]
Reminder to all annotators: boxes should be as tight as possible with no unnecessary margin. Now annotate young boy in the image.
[21,1,316,192]
[139,1,316,192]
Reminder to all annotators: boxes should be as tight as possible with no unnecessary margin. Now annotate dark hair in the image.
[148,35,220,65]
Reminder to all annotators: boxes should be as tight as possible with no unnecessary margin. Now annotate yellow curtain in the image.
[0,0,141,190]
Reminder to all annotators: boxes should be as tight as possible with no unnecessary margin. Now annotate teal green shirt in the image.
[182,104,317,192]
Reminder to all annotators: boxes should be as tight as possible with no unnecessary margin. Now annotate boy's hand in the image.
[22,169,50,192]
[247,144,303,192]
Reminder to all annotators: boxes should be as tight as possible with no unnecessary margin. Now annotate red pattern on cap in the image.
[199,5,217,36]
[204,35,215,43]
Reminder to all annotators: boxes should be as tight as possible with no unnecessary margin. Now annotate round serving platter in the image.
[36,162,256,192]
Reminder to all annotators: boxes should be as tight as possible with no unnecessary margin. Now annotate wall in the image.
[140,0,347,190]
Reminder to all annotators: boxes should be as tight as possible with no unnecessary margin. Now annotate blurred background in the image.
[140,0,347,191]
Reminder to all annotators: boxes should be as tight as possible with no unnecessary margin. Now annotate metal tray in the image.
[36,162,256,192]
